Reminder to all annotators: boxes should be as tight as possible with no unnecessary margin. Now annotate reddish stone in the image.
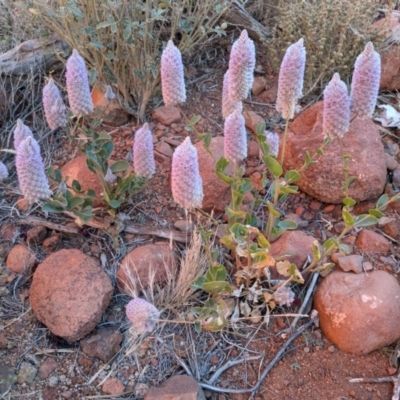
[30,249,113,341]
[283,102,386,203]
[6,244,35,274]
[315,270,400,354]
[252,76,267,96]
[247,140,260,158]
[243,111,264,135]
[356,230,390,253]
[39,358,58,379]
[382,220,400,240]
[117,243,176,295]
[26,226,47,245]
[102,377,125,395]
[152,106,181,126]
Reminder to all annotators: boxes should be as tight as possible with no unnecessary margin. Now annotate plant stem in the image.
[279,118,290,164]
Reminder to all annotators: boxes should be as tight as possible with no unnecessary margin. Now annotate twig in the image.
[20,215,79,234]
[207,355,262,385]
[290,272,319,331]
[198,317,317,395]
[20,213,189,243]
[350,372,400,400]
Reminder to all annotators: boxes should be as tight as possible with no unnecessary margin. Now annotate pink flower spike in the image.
[228,30,256,101]
[259,131,280,158]
[171,137,203,209]
[350,42,381,119]
[43,78,67,130]
[66,49,93,116]
[16,136,52,204]
[323,73,350,138]
[13,119,33,151]
[224,108,247,165]
[222,70,243,119]
[126,298,160,334]
[276,38,306,120]
[160,40,186,107]
[0,162,8,181]
[133,123,156,179]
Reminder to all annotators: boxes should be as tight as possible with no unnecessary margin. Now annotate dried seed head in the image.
[104,85,115,101]
[13,119,33,151]
[104,167,117,185]
[274,286,295,306]
[0,162,8,181]
[228,30,256,101]
[350,42,381,119]
[323,73,350,138]
[43,78,67,130]
[133,123,156,179]
[171,137,203,209]
[126,298,160,334]
[276,38,306,120]
[160,40,186,106]
[224,108,247,165]
[222,70,243,119]
[16,137,52,204]
[66,49,94,116]
[259,131,280,158]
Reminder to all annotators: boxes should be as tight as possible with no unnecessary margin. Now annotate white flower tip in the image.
[240,30,249,40]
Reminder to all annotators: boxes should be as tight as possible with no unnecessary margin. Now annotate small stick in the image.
[290,272,319,331]
[350,372,400,400]
[21,215,79,234]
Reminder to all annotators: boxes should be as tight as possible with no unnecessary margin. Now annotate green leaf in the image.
[343,197,356,207]
[322,238,338,253]
[87,189,96,198]
[267,201,280,217]
[191,276,206,290]
[257,233,270,249]
[110,160,130,173]
[96,21,114,29]
[338,243,352,255]
[312,240,321,262]
[240,178,253,193]
[304,151,315,167]
[368,208,384,218]
[277,219,298,231]
[262,155,282,178]
[230,223,248,239]
[376,194,389,210]
[342,208,354,227]
[216,157,229,172]
[216,171,233,185]
[256,121,266,136]
[353,214,378,228]
[67,196,85,209]
[42,201,65,213]
[72,179,82,192]
[108,199,121,209]
[284,170,300,183]
[213,264,228,281]
[202,281,232,294]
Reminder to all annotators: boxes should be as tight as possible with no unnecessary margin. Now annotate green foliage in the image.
[267,0,384,97]
[31,0,230,118]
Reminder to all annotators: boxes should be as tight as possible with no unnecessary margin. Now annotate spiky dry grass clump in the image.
[268,0,384,97]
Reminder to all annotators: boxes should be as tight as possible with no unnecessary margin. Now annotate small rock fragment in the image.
[385,152,399,170]
[17,362,37,384]
[26,226,47,245]
[6,244,35,274]
[152,106,181,126]
[39,358,58,379]
[356,230,390,253]
[336,255,373,274]
[0,365,17,393]
[102,377,125,395]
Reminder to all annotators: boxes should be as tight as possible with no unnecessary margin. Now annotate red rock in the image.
[0,223,17,240]
[102,377,125,395]
[61,155,103,206]
[269,231,319,280]
[42,234,61,253]
[26,226,47,245]
[247,140,260,158]
[252,76,267,96]
[314,270,400,354]
[30,249,113,342]
[144,375,206,400]
[152,106,181,126]
[117,243,176,295]
[39,358,58,379]
[91,85,129,127]
[80,327,123,363]
[356,230,390,253]
[154,151,171,170]
[382,220,400,239]
[393,165,400,187]
[195,136,233,213]
[243,111,264,135]
[283,102,386,203]
[322,204,335,213]
[16,197,30,212]
[385,153,398,171]
[257,76,278,103]
[309,201,321,211]
[336,255,373,274]
[6,244,35,274]
[155,141,173,157]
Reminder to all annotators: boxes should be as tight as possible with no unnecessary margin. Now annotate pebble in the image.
[385,152,399,171]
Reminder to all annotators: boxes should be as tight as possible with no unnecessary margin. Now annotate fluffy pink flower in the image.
[133,123,156,179]
[323,73,350,138]
[228,30,256,101]
[160,40,186,106]
[276,38,306,120]
[126,298,160,334]
[43,78,67,130]
[13,119,33,150]
[224,108,247,165]
[350,42,381,119]
[0,162,8,181]
[66,49,93,116]
[16,137,52,203]
[274,286,295,306]
[222,70,242,119]
[171,137,203,209]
